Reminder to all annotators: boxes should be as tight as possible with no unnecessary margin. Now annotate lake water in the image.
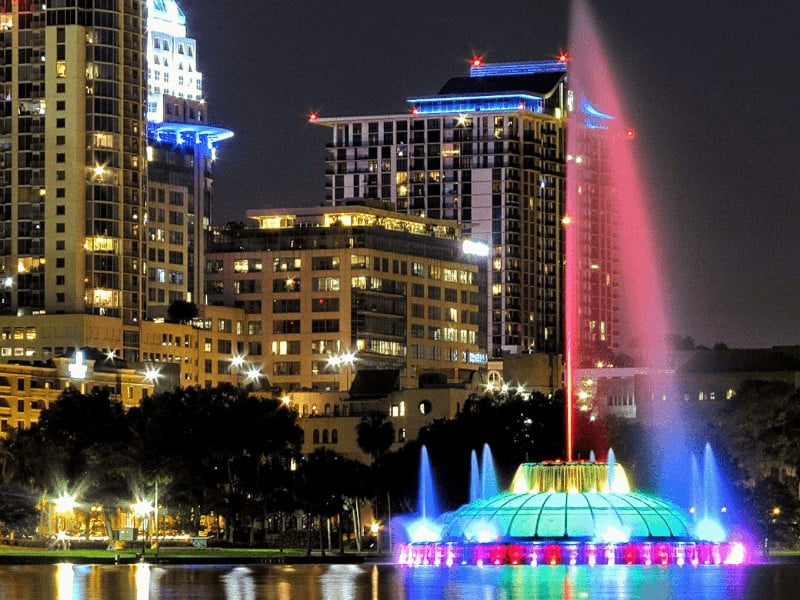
[1,562,799,599]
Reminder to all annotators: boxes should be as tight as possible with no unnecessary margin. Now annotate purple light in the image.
[398,540,748,567]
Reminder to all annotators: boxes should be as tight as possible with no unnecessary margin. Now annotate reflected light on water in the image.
[222,566,256,600]
[0,562,790,600]
[55,563,74,600]
[320,565,364,600]
[277,580,292,600]
[135,563,150,600]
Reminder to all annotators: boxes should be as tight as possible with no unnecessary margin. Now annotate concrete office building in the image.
[205,203,488,392]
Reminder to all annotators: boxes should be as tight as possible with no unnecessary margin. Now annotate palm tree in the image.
[356,411,395,463]
[356,411,395,552]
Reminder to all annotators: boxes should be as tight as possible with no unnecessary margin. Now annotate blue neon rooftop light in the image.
[469,60,567,78]
[148,122,233,157]
[407,93,544,115]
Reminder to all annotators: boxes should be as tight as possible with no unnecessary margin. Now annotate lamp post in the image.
[244,364,263,389]
[132,498,154,555]
[327,351,356,392]
[53,492,77,550]
[143,364,161,396]
[230,353,245,389]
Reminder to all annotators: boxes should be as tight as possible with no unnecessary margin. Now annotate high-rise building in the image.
[568,114,621,366]
[0,0,230,362]
[313,60,568,358]
[144,0,231,319]
[0,0,148,359]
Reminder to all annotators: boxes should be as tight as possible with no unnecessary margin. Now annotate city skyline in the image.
[187,0,800,350]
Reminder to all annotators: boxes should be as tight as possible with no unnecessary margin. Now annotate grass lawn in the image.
[0,545,315,561]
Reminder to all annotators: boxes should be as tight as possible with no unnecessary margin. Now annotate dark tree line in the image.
[0,385,364,550]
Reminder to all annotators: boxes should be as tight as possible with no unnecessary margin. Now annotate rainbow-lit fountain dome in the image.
[397,451,746,567]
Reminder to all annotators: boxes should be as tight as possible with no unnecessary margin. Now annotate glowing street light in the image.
[245,364,263,386]
[327,351,356,391]
[132,498,154,553]
[230,354,245,370]
[143,364,161,383]
[230,353,247,388]
[54,493,77,515]
[53,492,77,548]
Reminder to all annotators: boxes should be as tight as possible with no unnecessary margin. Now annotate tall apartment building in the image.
[205,204,488,391]
[313,60,568,359]
[569,117,620,366]
[144,0,231,319]
[0,0,148,359]
[0,0,229,362]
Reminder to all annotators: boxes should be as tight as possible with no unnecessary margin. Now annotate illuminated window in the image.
[56,62,67,78]
[92,132,115,149]
[350,255,369,269]
[272,257,301,272]
[313,277,339,292]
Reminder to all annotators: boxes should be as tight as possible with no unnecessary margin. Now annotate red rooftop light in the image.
[557,51,570,63]
[308,112,318,122]
[626,128,635,139]
[471,55,484,68]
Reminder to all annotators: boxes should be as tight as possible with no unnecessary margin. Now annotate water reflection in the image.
[55,563,73,600]
[134,563,150,600]
[222,566,256,600]
[320,564,368,600]
[2,563,799,600]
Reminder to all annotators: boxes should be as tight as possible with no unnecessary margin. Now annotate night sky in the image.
[185,0,800,350]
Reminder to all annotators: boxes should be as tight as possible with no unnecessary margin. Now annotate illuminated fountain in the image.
[397,448,745,567]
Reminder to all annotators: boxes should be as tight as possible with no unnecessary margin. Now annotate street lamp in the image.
[245,364,263,388]
[230,353,246,388]
[143,364,161,389]
[53,493,77,549]
[327,351,356,391]
[370,521,381,554]
[132,498,154,554]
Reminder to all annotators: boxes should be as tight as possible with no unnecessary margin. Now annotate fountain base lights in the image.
[398,539,744,567]
[398,460,747,566]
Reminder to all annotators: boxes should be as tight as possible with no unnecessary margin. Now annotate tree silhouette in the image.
[356,411,395,463]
